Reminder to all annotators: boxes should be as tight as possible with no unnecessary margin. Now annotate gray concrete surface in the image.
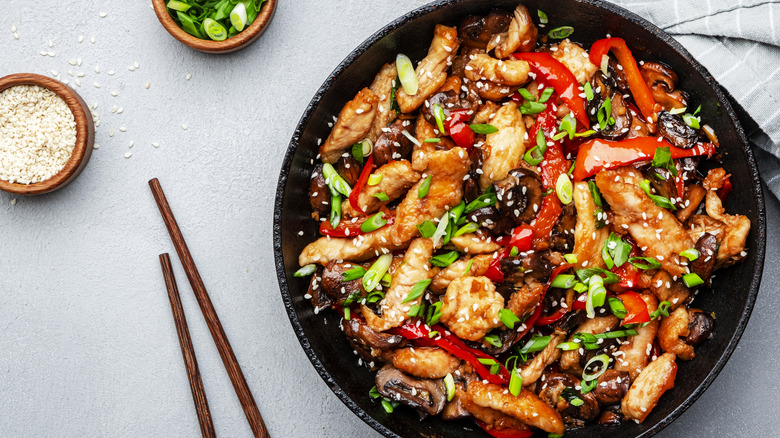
[0,1,777,437]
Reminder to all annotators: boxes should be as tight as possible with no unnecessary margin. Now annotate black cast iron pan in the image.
[274,1,766,436]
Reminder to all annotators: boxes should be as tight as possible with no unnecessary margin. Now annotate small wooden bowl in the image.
[152,0,278,54]
[0,73,94,196]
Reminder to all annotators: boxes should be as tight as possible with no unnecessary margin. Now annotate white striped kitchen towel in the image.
[609,0,780,197]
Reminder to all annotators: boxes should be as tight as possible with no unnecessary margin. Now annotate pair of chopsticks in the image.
[151,178,270,438]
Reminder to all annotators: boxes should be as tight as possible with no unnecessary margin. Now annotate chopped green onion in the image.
[418,175,432,198]
[575,267,620,284]
[520,101,547,115]
[548,26,574,39]
[342,266,367,281]
[561,388,585,407]
[343,306,351,320]
[431,210,450,247]
[600,54,610,77]
[322,163,352,197]
[574,130,596,138]
[428,330,439,338]
[423,138,441,143]
[465,192,497,213]
[463,259,474,276]
[368,173,383,186]
[453,222,480,238]
[573,281,587,293]
[556,173,573,205]
[402,279,432,303]
[477,358,501,375]
[381,398,397,413]
[499,308,521,329]
[538,87,555,103]
[361,212,387,233]
[294,264,316,277]
[669,107,687,115]
[167,0,190,12]
[557,342,580,351]
[369,386,381,399]
[407,303,425,317]
[639,179,676,210]
[563,253,578,264]
[373,192,390,202]
[682,272,704,288]
[595,329,638,339]
[203,18,228,41]
[330,193,342,228]
[628,256,662,270]
[538,10,548,24]
[602,232,632,269]
[518,88,536,102]
[351,143,364,164]
[558,114,577,140]
[693,105,701,116]
[469,124,499,135]
[432,103,447,134]
[583,82,594,101]
[429,251,459,268]
[363,253,393,292]
[519,335,551,354]
[396,54,418,96]
[597,97,613,130]
[582,354,611,381]
[683,113,700,129]
[524,129,548,166]
[651,146,678,176]
[509,367,523,396]
[417,220,437,238]
[177,11,202,38]
[484,334,502,348]
[680,248,700,261]
[229,2,247,32]
[580,378,598,394]
[444,374,456,401]
[588,180,603,207]
[551,274,576,289]
[608,297,628,318]
[585,275,606,318]
[380,273,392,287]
[650,301,672,320]
[426,301,443,326]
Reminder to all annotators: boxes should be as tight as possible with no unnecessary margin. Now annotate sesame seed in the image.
[124,151,132,158]
[181,124,188,130]
[119,126,127,132]
[99,12,107,18]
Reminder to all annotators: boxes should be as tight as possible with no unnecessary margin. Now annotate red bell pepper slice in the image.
[487,225,535,283]
[485,248,510,283]
[529,106,569,246]
[347,155,374,214]
[512,52,590,128]
[617,291,651,325]
[446,109,471,129]
[318,212,394,237]
[534,308,568,326]
[572,137,717,181]
[475,420,533,438]
[717,175,732,201]
[588,37,657,121]
[449,122,475,150]
[573,292,587,311]
[391,322,510,385]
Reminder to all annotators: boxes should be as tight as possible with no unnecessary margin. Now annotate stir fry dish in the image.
[294,4,750,436]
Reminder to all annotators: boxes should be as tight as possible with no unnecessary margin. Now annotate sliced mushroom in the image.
[493,168,543,225]
[645,166,678,200]
[320,261,365,303]
[459,11,514,50]
[309,164,330,218]
[690,233,718,281]
[342,317,407,351]
[640,62,688,111]
[306,266,332,312]
[336,155,362,187]
[592,369,631,406]
[675,183,706,223]
[650,270,691,310]
[602,93,632,140]
[657,110,698,149]
[537,373,600,427]
[422,90,462,126]
[501,251,553,283]
[375,365,447,416]
[373,118,416,166]
[597,404,624,425]
[658,306,695,360]
[548,202,576,252]
[684,309,714,347]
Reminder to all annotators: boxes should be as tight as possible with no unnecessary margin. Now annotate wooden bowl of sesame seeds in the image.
[152,0,278,54]
[0,73,94,195]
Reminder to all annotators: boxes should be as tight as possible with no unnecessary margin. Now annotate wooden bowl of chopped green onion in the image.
[0,73,94,195]
[152,0,277,54]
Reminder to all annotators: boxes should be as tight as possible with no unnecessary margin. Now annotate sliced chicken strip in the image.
[550,40,598,84]
[430,254,492,293]
[702,168,750,267]
[491,5,538,58]
[319,88,379,163]
[449,232,502,255]
[392,347,460,379]
[391,147,470,246]
[362,238,434,332]
[465,53,531,86]
[615,292,659,380]
[573,181,609,269]
[467,381,566,435]
[298,222,404,266]
[440,276,504,341]
[622,353,677,423]
[520,332,564,386]
[479,101,527,190]
[596,167,693,278]
[397,25,460,114]
[367,63,399,142]
[342,161,421,217]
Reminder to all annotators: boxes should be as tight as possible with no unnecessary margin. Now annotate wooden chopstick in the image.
[150,178,270,438]
[159,253,216,438]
